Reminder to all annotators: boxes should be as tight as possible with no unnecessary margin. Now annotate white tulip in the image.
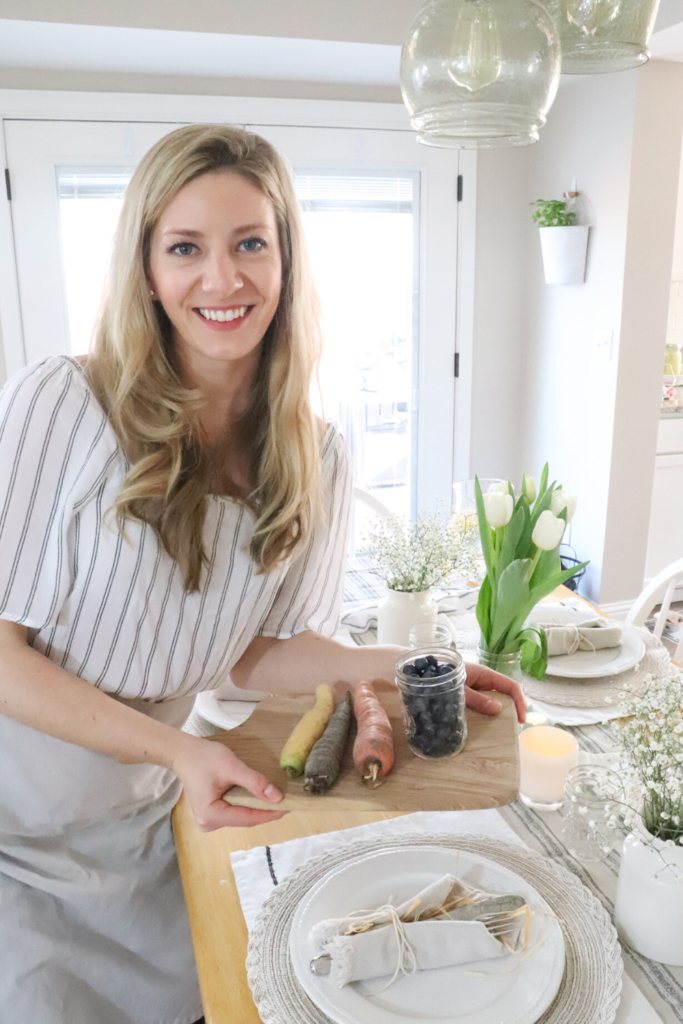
[488,481,510,495]
[522,475,536,503]
[484,491,514,528]
[551,489,578,523]
[532,510,566,551]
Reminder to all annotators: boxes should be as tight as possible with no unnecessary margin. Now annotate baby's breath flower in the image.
[362,510,484,593]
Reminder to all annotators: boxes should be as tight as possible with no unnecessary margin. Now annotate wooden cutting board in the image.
[217,688,519,812]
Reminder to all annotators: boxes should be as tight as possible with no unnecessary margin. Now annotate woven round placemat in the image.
[245,831,623,1024]
[522,628,670,708]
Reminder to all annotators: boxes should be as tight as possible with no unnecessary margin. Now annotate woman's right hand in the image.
[171,734,286,831]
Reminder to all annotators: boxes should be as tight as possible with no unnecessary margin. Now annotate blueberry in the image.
[403,664,418,677]
[425,655,438,669]
[422,667,437,679]
[437,663,453,676]
[414,657,428,675]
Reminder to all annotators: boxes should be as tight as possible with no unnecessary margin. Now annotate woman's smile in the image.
[195,304,252,329]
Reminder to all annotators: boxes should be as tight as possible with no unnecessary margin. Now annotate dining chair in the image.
[625,556,683,661]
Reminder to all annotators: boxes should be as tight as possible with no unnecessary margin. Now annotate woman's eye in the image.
[239,237,266,253]
[168,242,196,256]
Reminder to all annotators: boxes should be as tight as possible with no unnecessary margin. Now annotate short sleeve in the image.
[258,426,352,639]
[0,357,111,631]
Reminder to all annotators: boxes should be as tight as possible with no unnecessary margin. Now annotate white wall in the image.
[474,62,683,604]
[519,71,638,602]
[469,147,532,484]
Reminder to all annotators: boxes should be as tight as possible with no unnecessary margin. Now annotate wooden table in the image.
[173,585,577,1023]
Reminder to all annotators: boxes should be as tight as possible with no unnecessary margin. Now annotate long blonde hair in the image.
[87,124,323,591]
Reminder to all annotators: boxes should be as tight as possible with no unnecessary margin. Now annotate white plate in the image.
[194,691,260,730]
[529,604,645,679]
[289,845,565,1024]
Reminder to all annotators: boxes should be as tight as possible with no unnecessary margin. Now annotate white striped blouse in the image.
[0,356,352,700]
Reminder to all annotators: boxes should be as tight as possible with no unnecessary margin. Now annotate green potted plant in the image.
[532,198,589,285]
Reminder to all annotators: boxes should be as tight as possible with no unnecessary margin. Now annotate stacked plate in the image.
[532,605,645,681]
[246,832,623,1024]
[290,846,564,1024]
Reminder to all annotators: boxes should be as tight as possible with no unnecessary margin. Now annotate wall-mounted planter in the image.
[539,225,590,285]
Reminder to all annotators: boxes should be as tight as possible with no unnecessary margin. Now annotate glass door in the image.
[3,119,460,513]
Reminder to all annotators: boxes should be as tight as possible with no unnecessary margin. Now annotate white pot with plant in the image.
[364,511,482,646]
[609,673,683,965]
[532,199,589,285]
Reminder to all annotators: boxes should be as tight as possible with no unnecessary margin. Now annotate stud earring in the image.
[149,289,155,297]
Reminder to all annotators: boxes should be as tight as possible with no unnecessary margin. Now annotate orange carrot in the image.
[352,682,394,787]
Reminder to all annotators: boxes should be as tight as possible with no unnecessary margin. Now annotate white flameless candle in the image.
[519,726,579,811]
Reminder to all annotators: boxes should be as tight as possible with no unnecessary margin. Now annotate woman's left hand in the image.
[464,662,527,724]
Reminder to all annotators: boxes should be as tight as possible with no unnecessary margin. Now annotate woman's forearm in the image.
[0,619,191,769]
[231,631,404,694]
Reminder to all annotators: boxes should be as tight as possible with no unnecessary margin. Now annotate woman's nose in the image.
[202,252,243,295]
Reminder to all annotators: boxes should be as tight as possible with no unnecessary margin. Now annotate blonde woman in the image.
[0,125,525,1024]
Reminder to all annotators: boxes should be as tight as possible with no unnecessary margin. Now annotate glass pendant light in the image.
[546,0,661,73]
[400,0,561,149]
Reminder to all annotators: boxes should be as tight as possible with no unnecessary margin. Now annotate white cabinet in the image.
[645,451,683,579]
[645,419,683,580]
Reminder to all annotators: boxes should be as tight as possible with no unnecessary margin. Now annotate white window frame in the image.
[0,89,477,491]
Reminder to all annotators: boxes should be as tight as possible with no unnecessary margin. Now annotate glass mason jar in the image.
[561,764,624,863]
[477,645,523,685]
[409,622,455,650]
[396,647,467,759]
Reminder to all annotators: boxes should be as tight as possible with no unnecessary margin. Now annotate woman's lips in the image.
[193,306,253,331]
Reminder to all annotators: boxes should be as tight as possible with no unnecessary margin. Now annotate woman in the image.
[0,125,525,1024]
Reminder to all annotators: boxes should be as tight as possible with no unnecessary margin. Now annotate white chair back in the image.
[625,556,683,662]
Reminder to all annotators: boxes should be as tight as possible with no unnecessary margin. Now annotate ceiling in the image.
[0,19,401,85]
[0,0,682,98]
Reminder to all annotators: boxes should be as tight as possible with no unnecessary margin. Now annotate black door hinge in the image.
[457,174,463,202]
[4,169,10,201]
[454,352,460,378]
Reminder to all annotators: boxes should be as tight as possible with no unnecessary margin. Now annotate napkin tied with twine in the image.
[544,617,622,658]
[310,874,533,990]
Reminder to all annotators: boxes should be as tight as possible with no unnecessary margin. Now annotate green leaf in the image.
[537,463,549,502]
[519,626,548,680]
[475,477,494,578]
[498,506,525,577]
[490,559,532,650]
[476,573,493,644]
[528,560,590,607]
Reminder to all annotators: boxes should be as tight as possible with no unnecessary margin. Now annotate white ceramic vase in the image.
[376,587,438,646]
[614,821,683,966]
[539,225,589,285]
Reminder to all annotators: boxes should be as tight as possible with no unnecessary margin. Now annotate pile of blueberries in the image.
[400,654,466,758]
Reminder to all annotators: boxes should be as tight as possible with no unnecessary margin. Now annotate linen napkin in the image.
[310,871,525,987]
[318,919,508,987]
[543,617,622,657]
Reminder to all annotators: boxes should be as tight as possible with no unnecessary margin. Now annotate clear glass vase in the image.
[476,645,523,685]
[561,764,623,863]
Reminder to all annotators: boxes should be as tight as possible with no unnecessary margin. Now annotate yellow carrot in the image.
[279,685,335,777]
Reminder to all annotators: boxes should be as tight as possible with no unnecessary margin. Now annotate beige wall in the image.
[601,61,683,604]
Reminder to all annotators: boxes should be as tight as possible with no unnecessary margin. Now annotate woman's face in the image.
[147,169,282,374]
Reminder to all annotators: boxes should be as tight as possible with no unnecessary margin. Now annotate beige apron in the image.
[0,695,203,1024]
